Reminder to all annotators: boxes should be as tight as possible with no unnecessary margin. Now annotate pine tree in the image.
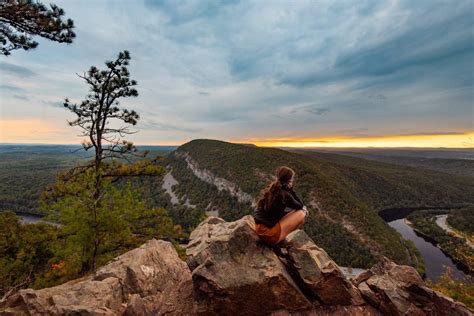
[42,51,171,272]
[0,0,75,55]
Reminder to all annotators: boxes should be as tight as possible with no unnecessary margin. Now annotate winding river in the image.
[381,208,470,282]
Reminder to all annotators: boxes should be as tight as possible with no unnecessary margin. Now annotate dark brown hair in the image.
[256,166,295,212]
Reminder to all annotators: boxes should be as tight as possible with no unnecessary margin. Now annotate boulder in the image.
[280,230,365,306]
[185,215,314,314]
[354,258,472,316]
[1,215,472,316]
[0,239,197,315]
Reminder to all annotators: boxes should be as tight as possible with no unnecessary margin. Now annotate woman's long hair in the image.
[256,166,295,212]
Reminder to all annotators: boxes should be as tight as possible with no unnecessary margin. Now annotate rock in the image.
[357,258,472,316]
[305,305,382,315]
[0,239,197,315]
[1,216,472,316]
[185,215,314,314]
[280,230,365,306]
[406,283,472,316]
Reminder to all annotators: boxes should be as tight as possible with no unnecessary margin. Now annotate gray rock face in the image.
[173,151,255,205]
[281,230,365,306]
[0,239,197,315]
[353,258,472,316]
[1,216,471,316]
[186,215,314,314]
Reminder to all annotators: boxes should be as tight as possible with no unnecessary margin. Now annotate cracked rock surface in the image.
[1,215,471,316]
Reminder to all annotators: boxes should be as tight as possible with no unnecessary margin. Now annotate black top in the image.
[253,187,304,228]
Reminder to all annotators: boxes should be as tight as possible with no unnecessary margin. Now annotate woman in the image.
[253,166,308,246]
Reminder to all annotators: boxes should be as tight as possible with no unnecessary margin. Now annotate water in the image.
[17,213,59,227]
[388,218,469,282]
[19,213,45,224]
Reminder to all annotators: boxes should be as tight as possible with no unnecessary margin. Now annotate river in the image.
[387,217,469,282]
[19,213,45,224]
[16,212,60,227]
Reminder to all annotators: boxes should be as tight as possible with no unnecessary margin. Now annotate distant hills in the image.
[162,139,474,269]
[1,141,473,269]
[292,147,474,178]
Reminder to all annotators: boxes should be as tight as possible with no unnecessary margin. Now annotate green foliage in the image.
[63,50,139,158]
[317,151,474,178]
[166,140,430,268]
[166,140,473,269]
[42,50,173,274]
[173,242,187,262]
[0,0,75,55]
[427,267,474,308]
[0,151,84,215]
[0,212,59,296]
[166,157,252,221]
[0,146,173,216]
[448,205,474,235]
[41,166,177,274]
[296,151,474,211]
[303,213,377,267]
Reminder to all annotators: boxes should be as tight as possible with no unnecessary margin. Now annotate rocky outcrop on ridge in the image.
[0,240,197,315]
[172,150,255,205]
[1,215,472,315]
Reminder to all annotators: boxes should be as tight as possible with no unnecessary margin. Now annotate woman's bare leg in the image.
[276,210,305,243]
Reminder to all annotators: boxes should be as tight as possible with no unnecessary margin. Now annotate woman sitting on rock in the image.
[253,166,308,246]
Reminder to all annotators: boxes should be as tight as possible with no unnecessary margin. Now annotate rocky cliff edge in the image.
[0,215,471,315]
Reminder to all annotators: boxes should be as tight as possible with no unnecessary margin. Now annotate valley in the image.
[2,141,473,275]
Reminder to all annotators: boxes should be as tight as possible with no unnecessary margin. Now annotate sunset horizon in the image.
[1,131,473,149]
[2,1,473,147]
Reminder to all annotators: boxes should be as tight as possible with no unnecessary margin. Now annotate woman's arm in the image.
[289,188,304,205]
[282,189,304,210]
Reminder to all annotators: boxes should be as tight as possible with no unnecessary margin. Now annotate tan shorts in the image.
[254,222,281,246]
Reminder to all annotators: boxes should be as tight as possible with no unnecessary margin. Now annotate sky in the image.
[0,0,473,148]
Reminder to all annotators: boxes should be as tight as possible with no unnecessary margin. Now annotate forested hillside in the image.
[291,148,474,178]
[293,151,474,210]
[2,141,473,270]
[0,146,174,215]
[163,139,474,269]
[0,150,83,215]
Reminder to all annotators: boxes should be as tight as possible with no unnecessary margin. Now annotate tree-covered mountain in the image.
[161,139,474,269]
[291,148,474,178]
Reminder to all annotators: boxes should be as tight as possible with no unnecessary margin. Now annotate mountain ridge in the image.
[161,139,474,269]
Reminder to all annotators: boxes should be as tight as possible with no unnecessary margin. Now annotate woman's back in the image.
[253,186,304,227]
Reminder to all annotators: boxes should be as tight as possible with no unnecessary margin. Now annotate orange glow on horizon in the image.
[233,131,474,148]
[1,118,472,148]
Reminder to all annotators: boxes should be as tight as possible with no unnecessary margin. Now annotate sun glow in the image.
[234,132,474,148]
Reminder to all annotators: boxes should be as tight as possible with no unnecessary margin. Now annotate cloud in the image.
[12,95,29,101]
[367,94,387,100]
[1,0,472,145]
[43,100,65,108]
[139,118,202,133]
[307,107,329,116]
[336,128,370,137]
[0,62,36,77]
[0,84,25,92]
[287,104,330,116]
